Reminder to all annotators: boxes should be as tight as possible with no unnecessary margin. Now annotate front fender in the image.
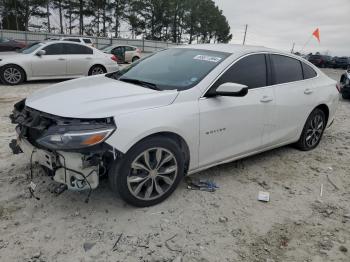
[105,101,199,171]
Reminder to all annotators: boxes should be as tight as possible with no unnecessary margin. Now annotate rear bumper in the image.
[105,64,119,73]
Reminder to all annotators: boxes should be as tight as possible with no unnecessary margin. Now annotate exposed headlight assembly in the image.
[37,124,115,150]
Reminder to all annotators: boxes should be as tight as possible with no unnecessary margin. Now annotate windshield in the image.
[107,48,230,91]
[0,38,10,43]
[101,45,114,52]
[310,55,322,59]
[338,57,348,61]
[18,43,43,54]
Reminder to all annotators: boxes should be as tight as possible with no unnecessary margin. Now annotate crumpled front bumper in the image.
[10,135,100,191]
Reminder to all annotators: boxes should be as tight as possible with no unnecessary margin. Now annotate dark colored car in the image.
[308,55,332,68]
[0,38,26,52]
[340,69,350,99]
[333,57,350,69]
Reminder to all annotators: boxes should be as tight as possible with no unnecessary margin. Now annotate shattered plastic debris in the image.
[258,191,270,202]
[186,178,219,192]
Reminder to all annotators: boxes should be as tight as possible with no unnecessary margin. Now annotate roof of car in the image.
[176,43,281,54]
[42,40,90,45]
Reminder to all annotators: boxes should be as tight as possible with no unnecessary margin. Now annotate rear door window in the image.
[271,55,303,84]
[64,43,93,54]
[302,62,317,79]
[125,46,135,51]
[212,54,268,89]
[43,43,64,55]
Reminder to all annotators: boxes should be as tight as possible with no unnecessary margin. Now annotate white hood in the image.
[26,75,179,118]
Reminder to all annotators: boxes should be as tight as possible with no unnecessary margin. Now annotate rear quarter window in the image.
[83,39,92,44]
[302,62,317,79]
[271,55,303,84]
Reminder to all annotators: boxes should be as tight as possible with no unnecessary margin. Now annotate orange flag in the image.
[312,28,320,43]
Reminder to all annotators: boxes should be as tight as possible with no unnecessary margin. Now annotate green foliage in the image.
[0,0,232,43]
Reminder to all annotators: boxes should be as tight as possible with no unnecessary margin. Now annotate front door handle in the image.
[304,88,313,95]
[57,58,66,61]
[260,96,273,103]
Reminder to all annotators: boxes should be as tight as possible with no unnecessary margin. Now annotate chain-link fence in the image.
[0,29,179,52]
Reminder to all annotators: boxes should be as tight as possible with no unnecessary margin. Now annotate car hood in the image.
[0,53,23,60]
[25,75,179,118]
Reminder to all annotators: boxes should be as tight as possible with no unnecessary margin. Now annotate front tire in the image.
[296,108,326,151]
[109,137,185,207]
[0,65,25,85]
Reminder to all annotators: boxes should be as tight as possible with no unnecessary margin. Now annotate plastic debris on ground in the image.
[186,177,219,192]
[258,191,270,202]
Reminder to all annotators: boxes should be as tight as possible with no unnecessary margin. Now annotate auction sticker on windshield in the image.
[193,55,222,63]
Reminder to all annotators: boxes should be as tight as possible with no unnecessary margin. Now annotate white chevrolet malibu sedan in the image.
[10,44,339,207]
[0,41,119,85]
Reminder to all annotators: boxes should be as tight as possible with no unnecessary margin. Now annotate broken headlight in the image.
[36,124,115,150]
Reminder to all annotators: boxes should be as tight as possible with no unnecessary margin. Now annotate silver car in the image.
[0,41,119,85]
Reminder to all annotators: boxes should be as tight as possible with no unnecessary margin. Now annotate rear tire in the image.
[109,137,184,207]
[89,65,106,75]
[295,108,326,151]
[0,64,25,85]
[132,56,140,63]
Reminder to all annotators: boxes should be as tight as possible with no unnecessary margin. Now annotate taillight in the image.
[111,55,118,62]
[136,48,141,53]
[336,83,341,92]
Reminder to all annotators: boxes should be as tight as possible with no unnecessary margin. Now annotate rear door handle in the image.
[58,58,66,61]
[260,96,273,103]
[85,57,92,60]
[304,88,313,95]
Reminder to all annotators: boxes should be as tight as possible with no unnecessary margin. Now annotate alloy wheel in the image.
[91,66,105,75]
[127,147,178,201]
[3,67,22,84]
[305,113,324,147]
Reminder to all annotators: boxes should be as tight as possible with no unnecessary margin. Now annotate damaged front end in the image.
[9,99,117,193]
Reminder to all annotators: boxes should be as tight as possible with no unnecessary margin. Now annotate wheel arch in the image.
[88,64,107,75]
[315,104,329,124]
[128,131,191,175]
[132,56,140,61]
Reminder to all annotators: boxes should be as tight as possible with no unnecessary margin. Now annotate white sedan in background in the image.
[100,44,142,63]
[10,45,339,207]
[0,41,119,85]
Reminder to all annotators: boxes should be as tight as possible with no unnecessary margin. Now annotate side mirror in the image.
[36,50,46,56]
[212,83,248,97]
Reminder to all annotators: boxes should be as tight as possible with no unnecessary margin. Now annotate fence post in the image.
[24,31,28,44]
[0,30,3,39]
[142,35,145,52]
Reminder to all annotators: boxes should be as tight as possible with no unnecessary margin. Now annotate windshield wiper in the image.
[119,77,161,91]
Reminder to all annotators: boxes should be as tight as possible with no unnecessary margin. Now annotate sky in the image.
[214,0,350,56]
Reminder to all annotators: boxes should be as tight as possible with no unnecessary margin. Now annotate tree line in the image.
[0,0,232,43]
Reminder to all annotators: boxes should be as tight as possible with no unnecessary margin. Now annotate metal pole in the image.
[142,35,145,52]
[291,42,295,53]
[243,24,248,45]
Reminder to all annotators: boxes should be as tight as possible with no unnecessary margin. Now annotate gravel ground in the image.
[0,69,349,262]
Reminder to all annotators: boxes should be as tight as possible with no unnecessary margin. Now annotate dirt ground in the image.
[0,69,349,262]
